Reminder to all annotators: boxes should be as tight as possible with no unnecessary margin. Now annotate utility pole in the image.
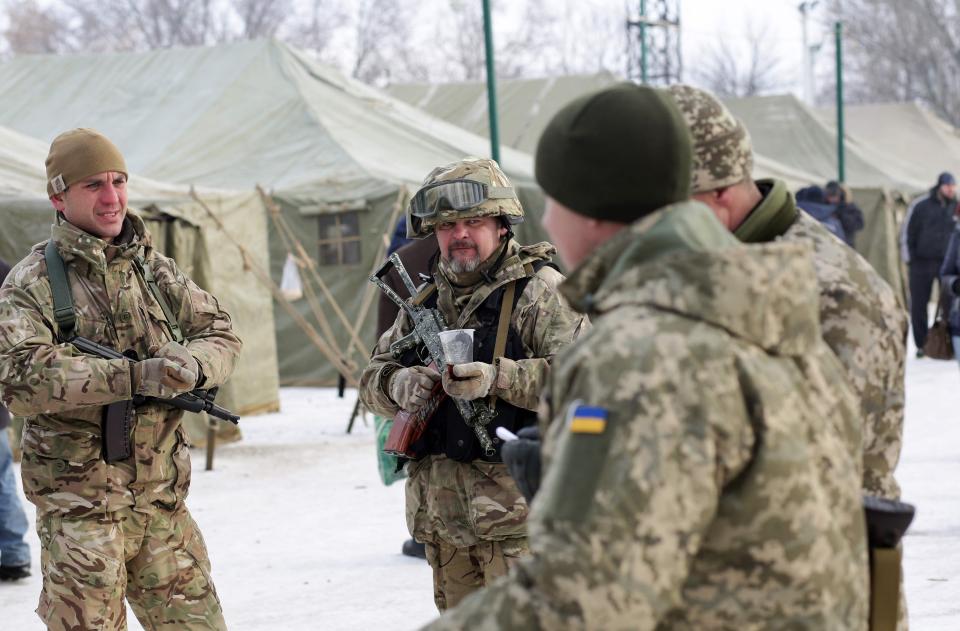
[482,0,500,163]
[627,0,681,85]
[835,20,845,183]
[798,1,820,104]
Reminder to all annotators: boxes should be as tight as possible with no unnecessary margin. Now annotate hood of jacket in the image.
[561,200,821,355]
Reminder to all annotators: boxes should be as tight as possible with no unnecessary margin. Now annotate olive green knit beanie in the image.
[534,83,692,222]
[45,128,128,196]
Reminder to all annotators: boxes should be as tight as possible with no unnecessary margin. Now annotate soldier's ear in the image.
[49,194,66,213]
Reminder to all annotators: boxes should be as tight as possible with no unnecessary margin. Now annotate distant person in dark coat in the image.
[796,185,848,242]
[825,181,865,248]
[907,172,959,356]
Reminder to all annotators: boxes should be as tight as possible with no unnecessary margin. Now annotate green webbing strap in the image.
[134,255,184,344]
[44,240,76,340]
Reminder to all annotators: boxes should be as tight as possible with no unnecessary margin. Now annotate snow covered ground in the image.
[3,346,960,629]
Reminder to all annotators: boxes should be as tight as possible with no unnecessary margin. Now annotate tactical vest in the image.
[402,262,553,463]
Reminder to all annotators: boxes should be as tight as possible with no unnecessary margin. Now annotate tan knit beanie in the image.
[45,128,128,196]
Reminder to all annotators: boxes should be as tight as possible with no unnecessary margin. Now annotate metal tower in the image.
[627,0,682,85]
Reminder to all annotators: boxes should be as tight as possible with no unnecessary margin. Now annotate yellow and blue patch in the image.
[569,405,608,434]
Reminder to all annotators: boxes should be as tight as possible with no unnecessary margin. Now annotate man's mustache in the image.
[450,239,477,251]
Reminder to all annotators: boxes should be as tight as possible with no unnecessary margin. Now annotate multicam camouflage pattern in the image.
[36,504,225,630]
[424,537,529,611]
[667,84,754,194]
[0,212,240,629]
[775,188,908,500]
[361,237,586,605]
[422,201,868,631]
[407,157,524,238]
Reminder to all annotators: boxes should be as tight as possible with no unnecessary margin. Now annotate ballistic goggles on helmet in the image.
[409,179,516,219]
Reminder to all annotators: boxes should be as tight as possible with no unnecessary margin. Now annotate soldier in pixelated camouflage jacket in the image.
[0,212,241,519]
[422,201,869,631]
[668,84,908,501]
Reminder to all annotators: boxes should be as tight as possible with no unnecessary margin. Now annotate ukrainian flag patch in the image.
[569,405,608,434]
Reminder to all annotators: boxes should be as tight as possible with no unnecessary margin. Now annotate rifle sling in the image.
[488,278,518,410]
[44,241,76,340]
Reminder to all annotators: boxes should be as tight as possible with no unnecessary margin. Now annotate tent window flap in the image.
[318,211,362,265]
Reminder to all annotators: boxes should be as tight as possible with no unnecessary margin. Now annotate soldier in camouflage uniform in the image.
[423,84,868,630]
[666,84,908,503]
[0,129,241,630]
[359,157,587,611]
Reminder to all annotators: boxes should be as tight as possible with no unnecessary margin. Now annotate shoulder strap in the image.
[44,240,76,341]
[133,255,185,343]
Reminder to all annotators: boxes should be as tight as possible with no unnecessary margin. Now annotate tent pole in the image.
[482,0,501,163]
[835,20,845,183]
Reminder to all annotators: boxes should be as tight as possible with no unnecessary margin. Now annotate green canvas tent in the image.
[0,125,279,443]
[0,40,551,386]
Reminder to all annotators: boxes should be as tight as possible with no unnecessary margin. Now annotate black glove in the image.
[502,426,541,504]
[952,278,960,295]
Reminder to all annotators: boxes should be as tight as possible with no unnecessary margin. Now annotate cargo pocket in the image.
[470,461,529,540]
[171,428,192,503]
[404,457,431,542]
[20,424,107,518]
[37,513,124,628]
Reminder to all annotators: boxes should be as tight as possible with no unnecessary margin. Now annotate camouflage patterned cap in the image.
[407,157,523,238]
[666,84,754,194]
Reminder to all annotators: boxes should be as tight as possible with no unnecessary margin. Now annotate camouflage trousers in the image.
[405,454,530,611]
[35,503,225,631]
[425,538,528,611]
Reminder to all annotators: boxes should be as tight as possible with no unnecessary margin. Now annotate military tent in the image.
[0,39,550,386]
[0,125,280,443]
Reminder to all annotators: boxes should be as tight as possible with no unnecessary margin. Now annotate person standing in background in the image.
[907,172,958,356]
[0,257,31,583]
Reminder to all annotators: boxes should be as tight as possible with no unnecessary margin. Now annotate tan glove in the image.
[388,365,441,412]
[442,361,496,401]
[153,341,199,373]
[132,358,197,398]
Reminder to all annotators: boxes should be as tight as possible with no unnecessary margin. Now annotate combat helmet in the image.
[407,157,524,238]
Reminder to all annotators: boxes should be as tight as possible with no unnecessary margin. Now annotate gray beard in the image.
[448,254,480,274]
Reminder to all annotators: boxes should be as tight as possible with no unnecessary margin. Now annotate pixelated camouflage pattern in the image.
[408,157,524,238]
[422,201,868,631]
[667,84,754,194]
[745,180,907,501]
[0,212,242,520]
[36,504,225,630]
[361,239,586,547]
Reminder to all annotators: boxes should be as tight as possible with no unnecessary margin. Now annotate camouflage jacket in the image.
[737,179,907,499]
[360,239,587,419]
[423,202,868,631]
[0,213,242,519]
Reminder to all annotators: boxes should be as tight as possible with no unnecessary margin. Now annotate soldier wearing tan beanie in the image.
[45,128,129,242]
[0,128,240,630]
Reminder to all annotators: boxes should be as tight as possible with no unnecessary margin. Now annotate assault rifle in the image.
[370,252,497,457]
[71,336,239,463]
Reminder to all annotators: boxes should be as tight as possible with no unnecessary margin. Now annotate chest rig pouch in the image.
[402,261,554,463]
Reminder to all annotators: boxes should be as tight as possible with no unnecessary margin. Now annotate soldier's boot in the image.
[0,564,30,581]
[401,538,426,559]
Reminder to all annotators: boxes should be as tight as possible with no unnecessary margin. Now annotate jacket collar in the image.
[733,178,799,244]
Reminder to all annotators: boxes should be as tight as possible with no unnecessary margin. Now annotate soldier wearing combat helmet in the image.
[0,128,241,630]
[360,157,586,611]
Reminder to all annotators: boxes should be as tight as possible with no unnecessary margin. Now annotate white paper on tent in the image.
[281,253,304,301]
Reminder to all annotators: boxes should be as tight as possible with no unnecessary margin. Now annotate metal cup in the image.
[438,329,474,365]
